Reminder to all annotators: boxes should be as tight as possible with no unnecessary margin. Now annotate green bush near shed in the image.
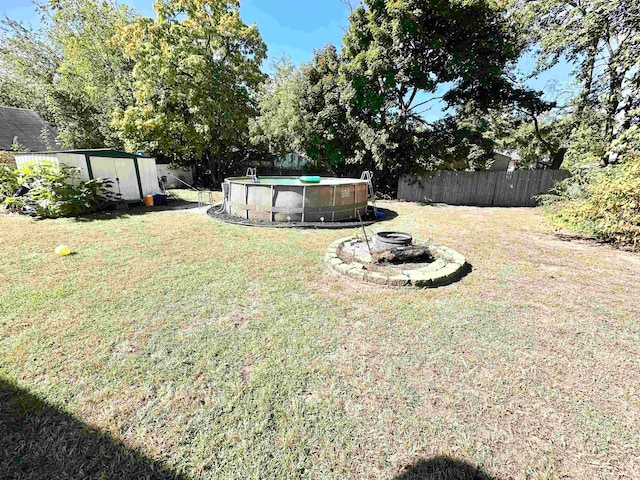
[1,161,116,218]
[0,163,19,203]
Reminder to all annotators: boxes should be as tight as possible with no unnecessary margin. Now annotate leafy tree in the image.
[562,110,609,169]
[258,0,551,189]
[435,109,496,171]
[283,1,538,191]
[511,0,640,163]
[342,0,523,114]
[112,0,266,186]
[48,0,137,147]
[503,114,573,169]
[0,0,137,148]
[540,152,640,249]
[298,45,363,175]
[0,17,61,130]
[612,125,640,160]
[251,56,304,157]
[0,15,57,116]
[337,0,530,175]
[0,163,19,201]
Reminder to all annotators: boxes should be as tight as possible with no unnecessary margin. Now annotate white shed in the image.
[13,149,158,201]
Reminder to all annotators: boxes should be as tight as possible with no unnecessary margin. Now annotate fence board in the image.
[398,170,569,207]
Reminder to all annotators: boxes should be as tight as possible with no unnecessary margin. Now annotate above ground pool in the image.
[223,176,369,222]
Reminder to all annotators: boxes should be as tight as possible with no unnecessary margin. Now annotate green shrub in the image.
[563,120,607,170]
[2,161,116,218]
[611,125,640,160]
[0,164,19,203]
[541,155,640,249]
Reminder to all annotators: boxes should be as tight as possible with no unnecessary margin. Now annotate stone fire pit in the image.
[324,234,469,287]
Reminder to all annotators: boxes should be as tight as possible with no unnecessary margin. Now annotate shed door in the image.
[90,157,141,201]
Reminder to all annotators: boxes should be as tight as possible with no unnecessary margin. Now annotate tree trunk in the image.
[605,71,623,144]
[529,112,566,170]
[549,147,567,170]
[602,67,624,166]
[204,152,217,188]
[576,38,598,117]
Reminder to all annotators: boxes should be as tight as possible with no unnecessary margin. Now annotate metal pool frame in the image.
[223,176,370,223]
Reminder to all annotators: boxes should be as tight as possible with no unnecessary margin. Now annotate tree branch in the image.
[409,95,444,112]
[403,87,418,114]
[515,106,553,152]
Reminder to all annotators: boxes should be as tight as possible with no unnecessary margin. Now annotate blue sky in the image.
[1,0,352,66]
[2,0,575,120]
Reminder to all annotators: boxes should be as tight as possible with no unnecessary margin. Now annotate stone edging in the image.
[324,236,469,288]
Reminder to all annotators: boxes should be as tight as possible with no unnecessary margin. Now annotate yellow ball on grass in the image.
[55,245,72,256]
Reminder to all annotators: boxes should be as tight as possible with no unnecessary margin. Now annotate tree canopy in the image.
[250,56,304,157]
[1,0,638,190]
[343,0,530,173]
[0,0,136,148]
[113,0,266,185]
[252,0,539,186]
[509,0,640,166]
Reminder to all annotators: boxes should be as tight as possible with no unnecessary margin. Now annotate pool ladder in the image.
[215,168,256,215]
[246,167,259,183]
[360,170,378,216]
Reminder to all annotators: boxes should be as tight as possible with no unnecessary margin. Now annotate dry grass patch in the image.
[1,201,639,479]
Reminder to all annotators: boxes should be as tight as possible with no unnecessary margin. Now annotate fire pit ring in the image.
[324,236,470,288]
[373,231,413,250]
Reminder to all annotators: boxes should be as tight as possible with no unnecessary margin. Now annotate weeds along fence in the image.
[397,169,570,207]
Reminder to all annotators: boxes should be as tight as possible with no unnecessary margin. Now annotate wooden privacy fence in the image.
[397,169,570,207]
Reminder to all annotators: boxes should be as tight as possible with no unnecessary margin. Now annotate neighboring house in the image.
[491,150,520,172]
[274,152,307,170]
[0,106,59,152]
[247,151,312,175]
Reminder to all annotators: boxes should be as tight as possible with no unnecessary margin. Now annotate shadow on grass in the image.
[371,206,399,223]
[410,201,533,209]
[553,231,637,252]
[74,200,203,222]
[394,456,494,480]
[440,262,473,287]
[0,378,185,480]
[1,378,492,480]
[207,205,399,229]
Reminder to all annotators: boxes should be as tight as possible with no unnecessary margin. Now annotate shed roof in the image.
[14,148,154,159]
[0,106,60,152]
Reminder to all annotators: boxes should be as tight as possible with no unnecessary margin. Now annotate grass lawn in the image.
[1,198,639,479]
[167,188,222,204]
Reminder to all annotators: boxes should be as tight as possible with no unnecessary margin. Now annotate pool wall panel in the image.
[224,177,368,223]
